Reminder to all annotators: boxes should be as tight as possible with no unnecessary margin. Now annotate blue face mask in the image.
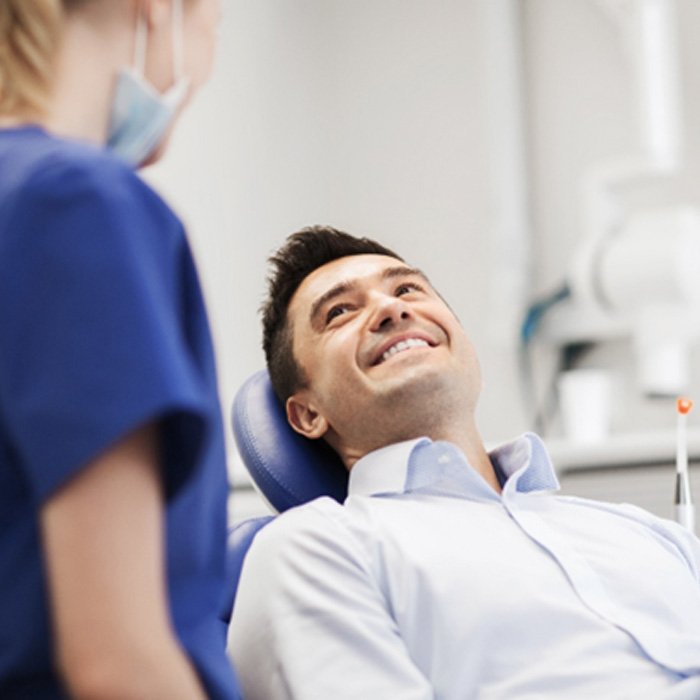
[107,0,190,167]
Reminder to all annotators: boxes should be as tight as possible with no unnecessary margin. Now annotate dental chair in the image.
[220,369,348,629]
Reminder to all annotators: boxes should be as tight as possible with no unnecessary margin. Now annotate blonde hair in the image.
[0,0,63,118]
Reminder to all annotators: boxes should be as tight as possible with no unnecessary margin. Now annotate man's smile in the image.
[371,333,437,366]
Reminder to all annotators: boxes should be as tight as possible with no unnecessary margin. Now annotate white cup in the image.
[557,369,612,444]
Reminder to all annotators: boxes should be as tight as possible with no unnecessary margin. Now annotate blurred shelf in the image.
[546,428,700,472]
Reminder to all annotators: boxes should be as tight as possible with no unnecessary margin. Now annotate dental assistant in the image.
[0,1,238,698]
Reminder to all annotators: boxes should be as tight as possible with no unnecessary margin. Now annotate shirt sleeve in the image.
[227,500,434,700]
[0,156,209,505]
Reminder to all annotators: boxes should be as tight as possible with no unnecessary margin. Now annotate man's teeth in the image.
[380,338,429,363]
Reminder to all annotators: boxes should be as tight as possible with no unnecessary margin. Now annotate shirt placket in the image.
[501,491,683,672]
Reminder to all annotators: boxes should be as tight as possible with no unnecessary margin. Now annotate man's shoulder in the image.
[246,496,373,567]
[256,497,348,542]
[553,493,700,568]
[554,493,666,522]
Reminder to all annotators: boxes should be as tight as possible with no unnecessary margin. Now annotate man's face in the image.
[285,254,482,455]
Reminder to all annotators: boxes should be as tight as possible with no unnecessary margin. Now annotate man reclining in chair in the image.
[228,225,700,699]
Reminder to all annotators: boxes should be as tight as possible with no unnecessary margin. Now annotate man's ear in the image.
[286,392,329,440]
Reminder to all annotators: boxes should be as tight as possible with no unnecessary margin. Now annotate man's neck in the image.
[339,422,502,494]
[447,433,501,493]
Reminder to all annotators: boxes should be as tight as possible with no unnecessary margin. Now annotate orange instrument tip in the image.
[678,397,694,415]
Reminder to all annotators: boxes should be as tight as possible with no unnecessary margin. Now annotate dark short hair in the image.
[262,225,403,404]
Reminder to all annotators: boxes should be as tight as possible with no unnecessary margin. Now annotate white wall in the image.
[148,0,530,481]
[146,1,700,511]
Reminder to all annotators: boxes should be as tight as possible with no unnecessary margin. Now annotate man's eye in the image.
[325,305,348,324]
[396,282,423,296]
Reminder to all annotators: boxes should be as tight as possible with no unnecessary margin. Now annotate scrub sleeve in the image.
[0,159,206,500]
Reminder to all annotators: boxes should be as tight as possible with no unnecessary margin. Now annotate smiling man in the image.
[228,226,700,700]
[283,247,498,493]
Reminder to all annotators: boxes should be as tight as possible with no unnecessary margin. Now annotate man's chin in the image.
[372,364,455,403]
[365,371,463,444]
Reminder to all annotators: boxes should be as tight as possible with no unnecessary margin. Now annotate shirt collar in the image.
[493,432,560,495]
[347,432,559,500]
[348,437,431,498]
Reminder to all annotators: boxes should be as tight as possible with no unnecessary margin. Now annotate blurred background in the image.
[146,0,700,522]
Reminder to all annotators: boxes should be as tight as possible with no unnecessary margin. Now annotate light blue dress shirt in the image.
[229,434,700,700]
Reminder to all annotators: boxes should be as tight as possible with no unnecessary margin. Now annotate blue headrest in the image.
[231,370,348,512]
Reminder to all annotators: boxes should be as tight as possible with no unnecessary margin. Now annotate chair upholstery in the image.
[223,369,348,628]
[231,369,348,512]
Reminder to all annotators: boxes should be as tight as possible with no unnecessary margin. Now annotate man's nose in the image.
[368,295,412,332]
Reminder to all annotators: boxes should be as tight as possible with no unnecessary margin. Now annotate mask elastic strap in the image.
[132,0,184,82]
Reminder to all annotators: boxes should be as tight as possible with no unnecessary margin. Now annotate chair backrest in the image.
[222,370,349,629]
[231,369,348,512]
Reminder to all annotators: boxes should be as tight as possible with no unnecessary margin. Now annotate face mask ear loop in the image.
[171,0,184,81]
[133,5,148,76]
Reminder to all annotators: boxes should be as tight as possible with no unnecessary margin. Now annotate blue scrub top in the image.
[0,126,239,698]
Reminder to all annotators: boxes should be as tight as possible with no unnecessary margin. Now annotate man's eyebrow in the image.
[309,281,356,327]
[308,265,431,327]
[381,265,430,283]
